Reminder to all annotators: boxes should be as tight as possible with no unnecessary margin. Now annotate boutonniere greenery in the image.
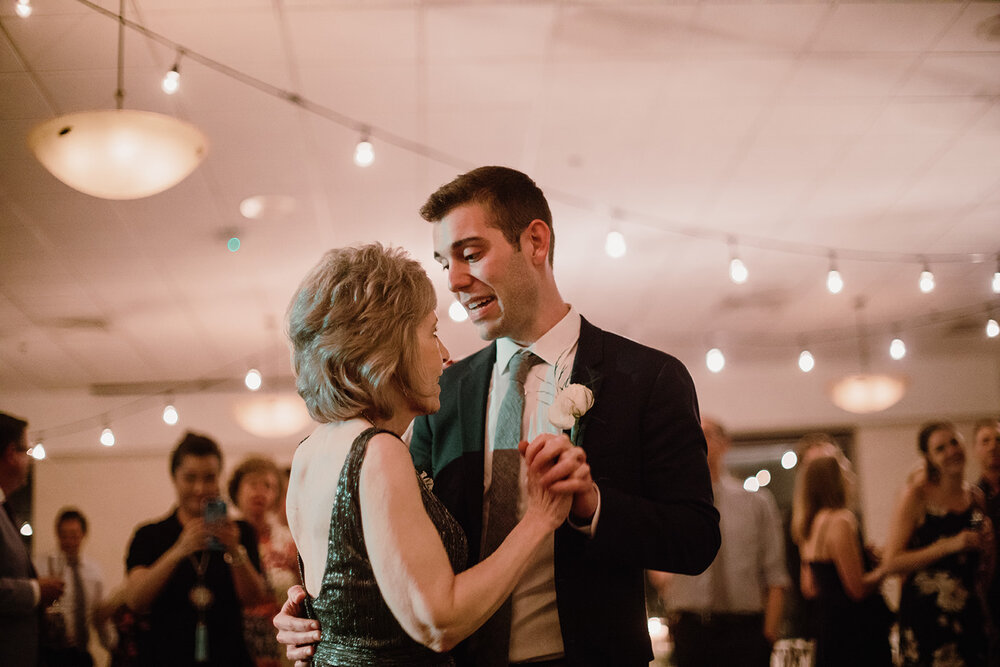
[545,348,596,445]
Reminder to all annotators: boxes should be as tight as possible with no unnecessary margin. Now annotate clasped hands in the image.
[520,432,597,524]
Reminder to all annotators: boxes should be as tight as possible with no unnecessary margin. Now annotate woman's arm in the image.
[125,519,209,612]
[881,485,977,577]
[360,432,570,653]
[826,511,882,601]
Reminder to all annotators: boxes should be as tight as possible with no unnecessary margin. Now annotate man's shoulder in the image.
[580,317,687,372]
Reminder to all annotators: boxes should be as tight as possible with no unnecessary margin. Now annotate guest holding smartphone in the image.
[123,432,268,667]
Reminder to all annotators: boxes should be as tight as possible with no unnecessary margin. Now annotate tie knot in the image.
[508,350,542,386]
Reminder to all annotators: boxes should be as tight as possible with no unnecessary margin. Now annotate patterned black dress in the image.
[302,427,469,666]
[898,505,988,666]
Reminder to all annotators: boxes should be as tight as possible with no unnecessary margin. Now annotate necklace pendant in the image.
[189,584,214,610]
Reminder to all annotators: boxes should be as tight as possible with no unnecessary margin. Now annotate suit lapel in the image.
[569,317,604,448]
[455,343,495,562]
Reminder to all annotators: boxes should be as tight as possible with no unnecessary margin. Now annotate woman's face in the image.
[172,454,222,519]
[236,470,279,520]
[925,427,965,477]
[407,310,450,416]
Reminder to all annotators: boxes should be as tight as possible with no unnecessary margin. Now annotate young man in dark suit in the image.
[275,167,719,666]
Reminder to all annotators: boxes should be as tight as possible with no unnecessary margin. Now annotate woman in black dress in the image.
[883,421,993,666]
[793,455,890,666]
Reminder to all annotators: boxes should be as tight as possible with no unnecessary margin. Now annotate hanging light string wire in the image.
[70,0,995,267]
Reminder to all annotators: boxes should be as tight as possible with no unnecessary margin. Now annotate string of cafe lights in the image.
[13,0,999,453]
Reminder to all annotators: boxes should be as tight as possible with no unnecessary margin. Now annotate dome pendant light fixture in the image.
[27,2,207,200]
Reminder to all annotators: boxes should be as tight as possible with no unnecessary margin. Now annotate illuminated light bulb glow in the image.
[706,348,725,373]
[163,404,179,425]
[15,0,31,18]
[781,451,797,470]
[354,140,374,167]
[988,319,1000,339]
[993,271,1000,294]
[30,443,46,460]
[826,269,843,294]
[100,428,116,447]
[890,337,906,360]
[20,522,33,537]
[798,350,815,373]
[743,477,760,493]
[919,269,935,293]
[245,368,263,391]
[756,469,771,487]
[729,257,748,284]
[162,68,180,94]
[605,231,626,258]
[448,301,468,323]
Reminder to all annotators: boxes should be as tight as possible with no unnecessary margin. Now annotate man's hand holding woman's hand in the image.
[520,433,598,524]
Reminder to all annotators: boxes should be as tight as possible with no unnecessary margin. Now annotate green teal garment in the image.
[302,427,468,666]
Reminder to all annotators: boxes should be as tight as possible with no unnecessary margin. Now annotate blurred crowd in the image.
[651,417,1000,667]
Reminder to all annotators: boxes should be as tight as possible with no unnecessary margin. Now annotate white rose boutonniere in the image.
[548,383,594,444]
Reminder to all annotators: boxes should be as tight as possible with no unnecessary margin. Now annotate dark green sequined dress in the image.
[301,427,468,666]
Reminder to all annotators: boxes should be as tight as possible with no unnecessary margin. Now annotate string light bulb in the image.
[29,442,46,460]
[15,0,31,18]
[729,257,748,284]
[162,403,179,425]
[826,254,843,294]
[353,132,374,167]
[890,337,906,360]
[100,426,116,447]
[988,318,1000,339]
[992,256,1000,294]
[245,368,263,391]
[162,64,181,95]
[798,350,815,373]
[448,300,468,322]
[605,230,627,259]
[706,348,725,373]
[919,262,935,293]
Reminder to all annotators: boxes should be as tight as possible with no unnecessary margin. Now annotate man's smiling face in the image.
[433,202,539,344]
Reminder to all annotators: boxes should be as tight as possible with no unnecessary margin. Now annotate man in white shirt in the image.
[36,507,114,667]
[654,418,789,667]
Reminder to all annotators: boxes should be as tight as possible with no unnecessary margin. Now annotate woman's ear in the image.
[521,219,551,266]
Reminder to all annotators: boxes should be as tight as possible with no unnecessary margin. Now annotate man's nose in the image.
[447,263,472,293]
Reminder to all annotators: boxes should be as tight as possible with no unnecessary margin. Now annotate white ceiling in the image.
[1,0,999,450]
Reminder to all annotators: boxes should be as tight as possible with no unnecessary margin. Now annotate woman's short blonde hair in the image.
[287,243,436,423]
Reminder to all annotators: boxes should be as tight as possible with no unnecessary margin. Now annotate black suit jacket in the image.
[0,502,40,667]
[411,317,720,666]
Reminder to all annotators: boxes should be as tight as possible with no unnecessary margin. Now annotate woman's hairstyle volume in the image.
[287,243,436,423]
[791,455,848,545]
[917,420,956,484]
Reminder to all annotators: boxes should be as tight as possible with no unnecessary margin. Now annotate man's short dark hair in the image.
[420,166,555,265]
[169,431,223,476]
[0,412,28,456]
[56,507,88,535]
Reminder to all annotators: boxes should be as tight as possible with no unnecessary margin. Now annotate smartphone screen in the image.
[203,498,227,550]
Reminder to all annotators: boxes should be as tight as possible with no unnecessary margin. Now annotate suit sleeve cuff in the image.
[566,482,601,538]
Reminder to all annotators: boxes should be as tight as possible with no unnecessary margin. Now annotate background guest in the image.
[36,507,115,666]
[228,455,298,667]
[793,455,890,666]
[883,421,992,666]
[0,411,65,667]
[123,431,268,667]
[973,417,1000,661]
[654,417,789,667]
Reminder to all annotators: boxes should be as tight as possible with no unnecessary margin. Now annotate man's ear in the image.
[521,219,551,266]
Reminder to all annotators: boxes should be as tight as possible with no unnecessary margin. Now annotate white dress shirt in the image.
[486,306,601,663]
[35,552,114,650]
